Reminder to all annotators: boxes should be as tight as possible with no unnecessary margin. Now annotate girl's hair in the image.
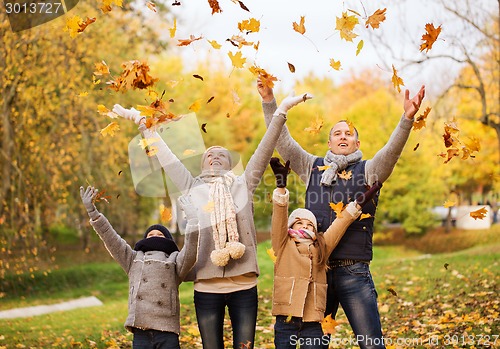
[315,232,328,269]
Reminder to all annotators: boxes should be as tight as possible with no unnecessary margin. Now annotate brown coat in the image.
[271,190,359,322]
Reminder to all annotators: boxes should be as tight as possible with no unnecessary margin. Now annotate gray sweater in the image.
[262,99,413,186]
[141,114,287,281]
[89,214,199,334]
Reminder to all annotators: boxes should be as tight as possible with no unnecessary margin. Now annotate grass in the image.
[0,227,499,348]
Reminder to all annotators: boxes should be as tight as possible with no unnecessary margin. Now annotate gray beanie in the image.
[288,208,318,232]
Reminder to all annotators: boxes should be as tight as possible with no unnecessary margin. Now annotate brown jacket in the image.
[271,190,359,322]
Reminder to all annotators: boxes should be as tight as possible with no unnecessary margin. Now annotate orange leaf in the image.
[412,107,432,130]
[338,170,352,180]
[93,61,110,76]
[391,65,404,93]
[207,0,222,14]
[293,16,306,35]
[288,62,296,73]
[304,117,324,134]
[329,202,345,218]
[420,23,442,52]
[365,8,386,29]
[107,60,158,92]
[177,35,203,46]
[248,65,277,88]
[360,213,372,220]
[146,1,156,12]
[238,18,260,33]
[160,204,172,222]
[189,99,202,112]
[470,207,488,220]
[321,314,339,335]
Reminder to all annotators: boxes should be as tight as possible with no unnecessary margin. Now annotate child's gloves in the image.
[269,157,291,188]
[80,186,100,220]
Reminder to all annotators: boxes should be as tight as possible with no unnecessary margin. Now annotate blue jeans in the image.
[194,286,258,349]
[132,328,180,349]
[274,315,329,349]
[325,262,386,349]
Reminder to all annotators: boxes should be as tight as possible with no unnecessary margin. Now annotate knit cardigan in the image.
[89,214,199,334]
[271,190,359,322]
[140,114,287,281]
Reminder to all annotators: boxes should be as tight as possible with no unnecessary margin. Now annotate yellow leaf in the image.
[321,314,339,335]
[169,18,177,38]
[189,99,202,112]
[304,117,324,134]
[248,65,277,88]
[413,107,431,130]
[146,1,156,12]
[100,0,122,13]
[356,40,364,56]
[228,51,246,68]
[100,122,120,137]
[293,16,306,35]
[138,137,160,149]
[78,92,88,97]
[203,201,214,212]
[329,202,344,218]
[64,15,96,38]
[146,146,159,157]
[183,149,197,156]
[329,59,342,71]
[470,207,488,220]
[266,248,276,263]
[335,12,359,42]
[208,39,221,49]
[443,200,456,208]
[391,64,405,93]
[93,61,110,76]
[338,170,352,180]
[97,104,118,119]
[238,18,260,33]
[360,213,372,220]
[317,165,331,171]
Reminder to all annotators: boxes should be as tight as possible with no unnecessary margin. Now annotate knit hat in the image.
[288,208,318,232]
[144,224,174,240]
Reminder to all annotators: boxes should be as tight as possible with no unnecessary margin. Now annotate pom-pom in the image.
[226,241,245,259]
[211,248,230,267]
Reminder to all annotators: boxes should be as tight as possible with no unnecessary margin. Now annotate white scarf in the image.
[320,149,363,186]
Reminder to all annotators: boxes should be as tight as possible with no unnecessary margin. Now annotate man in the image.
[258,81,425,349]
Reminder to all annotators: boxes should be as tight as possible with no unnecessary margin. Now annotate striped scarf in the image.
[288,228,316,243]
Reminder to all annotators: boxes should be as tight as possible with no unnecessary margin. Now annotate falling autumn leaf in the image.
[338,170,352,180]
[293,16,306,34]
[413,107,432,130]
[177,35,203,46]
[93,61,110,76]
[387,287,398,297]
[183,149,197,156]
[146,146,159,157]
[360,213,372,220]
[228,51,246,68]
[304,117,324,134]
[335,12,359,42]
[207,39,222,49]
[138,137,160,150]
[193,74,204,81]
[160,204,172,222]
[169,18,177,38]
[288,62,296,73]
[329,58,342,71]
[391,65,405,93]
[230,0,249,12]
[107,60,158,92]
[329,202,345,218]
[413,143,420,151]
[203,201,214,212]
[100,122,120,137]
[443,200,456,208]
[207,0,221,14]
[420,23,442,53]
[99,0,122,13]
[356,40,364,56]
[201,123,208,133]
[365,8,386,29]
[470,207,487,220]
[146,1,156,12]
[321,314,339,335]
[94,189,111,203]
[238,18,260,33]
[64,16,96,38]
[207,96,215,104]
[189,99,202,112]
[317,165,331,171]
[248,65,277,88]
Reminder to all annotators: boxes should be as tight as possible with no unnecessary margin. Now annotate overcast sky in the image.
[167,0,453,93]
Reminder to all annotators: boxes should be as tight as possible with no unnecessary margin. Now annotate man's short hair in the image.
[329,120,359,140]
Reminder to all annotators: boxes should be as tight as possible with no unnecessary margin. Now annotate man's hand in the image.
[112,104,145,125]
[80,186,100,220]
[257,78,274,103]
[274,91,313,116]
[269,157,290,188]
[403,85,426,120]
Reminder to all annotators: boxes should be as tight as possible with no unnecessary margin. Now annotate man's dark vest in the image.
[305,158,379,261]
